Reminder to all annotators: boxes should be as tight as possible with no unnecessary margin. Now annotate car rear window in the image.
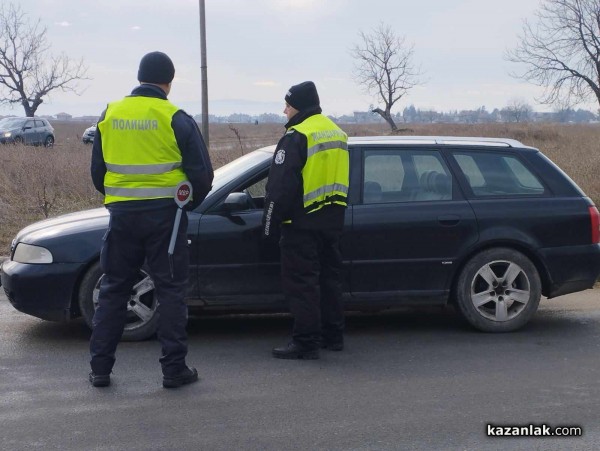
[363,149,452,203]
[453,152,545,197]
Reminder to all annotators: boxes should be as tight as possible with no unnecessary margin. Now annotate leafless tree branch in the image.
[501,97,534,122]
[507,0,600,108]
[351,23,424,131]
[0,2,89,117]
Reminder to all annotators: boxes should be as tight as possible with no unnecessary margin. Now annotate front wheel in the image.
[78,262,159,341]
[454,248,541,332]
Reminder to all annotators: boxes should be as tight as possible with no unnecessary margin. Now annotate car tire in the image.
[44,135,54,147]
[13,136,22,144]
[454,248,541,332]
[78,262,159,341]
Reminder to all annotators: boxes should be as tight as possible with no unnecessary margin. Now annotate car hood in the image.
[15,208,109,245]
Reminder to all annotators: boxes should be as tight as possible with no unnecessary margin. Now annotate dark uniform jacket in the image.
[91,84,213,212]
[262,106,345,239]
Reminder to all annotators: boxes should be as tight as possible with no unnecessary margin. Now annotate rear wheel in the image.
[454,248,541,332]
[44,135,54,147]
[78,262,159,341]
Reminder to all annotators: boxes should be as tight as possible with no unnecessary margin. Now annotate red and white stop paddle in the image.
[168,181,193,278]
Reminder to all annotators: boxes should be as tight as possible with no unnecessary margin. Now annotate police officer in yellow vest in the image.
[263,81,349,359]
[89,51,213,387]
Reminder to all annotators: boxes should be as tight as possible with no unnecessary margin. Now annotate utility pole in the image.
[199,0,209,148]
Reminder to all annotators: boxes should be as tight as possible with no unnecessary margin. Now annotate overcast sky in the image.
[2,0,589,118]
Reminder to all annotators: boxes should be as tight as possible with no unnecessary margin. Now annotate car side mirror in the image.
[23,126,31,130]
[223,192,249,213]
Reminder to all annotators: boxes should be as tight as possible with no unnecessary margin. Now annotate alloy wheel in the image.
[93,270,158,331]
[470,259,531,322]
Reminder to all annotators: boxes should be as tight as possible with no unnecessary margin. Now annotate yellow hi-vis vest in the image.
[289,114,349,214]
[98,96,187,204]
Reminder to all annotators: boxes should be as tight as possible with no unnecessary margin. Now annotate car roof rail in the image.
[348,135,529,148]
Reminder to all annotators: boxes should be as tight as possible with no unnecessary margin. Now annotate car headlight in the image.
[13,243,53,264]
[3,132,11,138]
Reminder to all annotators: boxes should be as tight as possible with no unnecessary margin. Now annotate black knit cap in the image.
[137,51,175,84]
[285,81,320,111]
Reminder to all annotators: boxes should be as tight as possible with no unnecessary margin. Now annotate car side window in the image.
[24,120,34,129]
[245,177,267,201]
[207,172,269,214]
[453,152,545,196]
[34,120,44,128]
[363,149,452,204]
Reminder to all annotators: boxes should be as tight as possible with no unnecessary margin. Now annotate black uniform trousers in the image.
[280,226,344,349]
[89,206,189,377]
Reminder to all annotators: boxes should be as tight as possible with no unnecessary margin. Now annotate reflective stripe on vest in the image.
[105,162,182,175]
[98,96,187,204]
[289,114,349,215]
[304,182,349,205]
[104,186,177,198]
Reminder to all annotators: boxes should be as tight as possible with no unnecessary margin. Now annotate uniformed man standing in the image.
[263,81,349,359]
[89,51,213,387]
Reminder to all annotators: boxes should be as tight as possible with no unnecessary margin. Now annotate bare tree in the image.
[351,23,424,131]
[502,97,534,122]
[507,0,600,108]
[553,97,575,122]
[0,2,88,117]
[228,124,245,156]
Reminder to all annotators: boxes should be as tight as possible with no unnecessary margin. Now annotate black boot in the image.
[89,372,111,387]
[272,342,319,360]
[163,366,199,388]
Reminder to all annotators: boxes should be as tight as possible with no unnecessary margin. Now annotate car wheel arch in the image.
[449,240,551,304]
[68,257,101,318]
[452,246,544,332]
[75,259,160,341]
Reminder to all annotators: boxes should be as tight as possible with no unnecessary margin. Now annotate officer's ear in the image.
[164,82,172,96]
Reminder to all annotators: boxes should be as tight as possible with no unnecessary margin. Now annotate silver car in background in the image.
[0,117,55,147]
[82,124,96,144]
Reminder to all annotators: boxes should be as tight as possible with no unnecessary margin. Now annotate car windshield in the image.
[209,146,274,193]
[0,118,25,128]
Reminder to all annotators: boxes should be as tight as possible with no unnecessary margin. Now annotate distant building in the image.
[353,111,371,123]
[55,112,72,121]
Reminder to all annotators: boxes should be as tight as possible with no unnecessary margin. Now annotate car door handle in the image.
[438,215,460,226]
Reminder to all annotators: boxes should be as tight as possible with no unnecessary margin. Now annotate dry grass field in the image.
[0,120,598,255]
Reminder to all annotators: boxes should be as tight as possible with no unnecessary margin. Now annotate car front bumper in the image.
[1,260,83,322]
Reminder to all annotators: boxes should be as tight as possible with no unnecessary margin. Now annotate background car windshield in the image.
[0,118,24,128]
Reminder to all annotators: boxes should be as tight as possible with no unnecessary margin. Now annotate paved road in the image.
[1,288,599,450]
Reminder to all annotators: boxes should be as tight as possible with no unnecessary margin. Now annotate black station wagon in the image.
[2,136,599,340]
